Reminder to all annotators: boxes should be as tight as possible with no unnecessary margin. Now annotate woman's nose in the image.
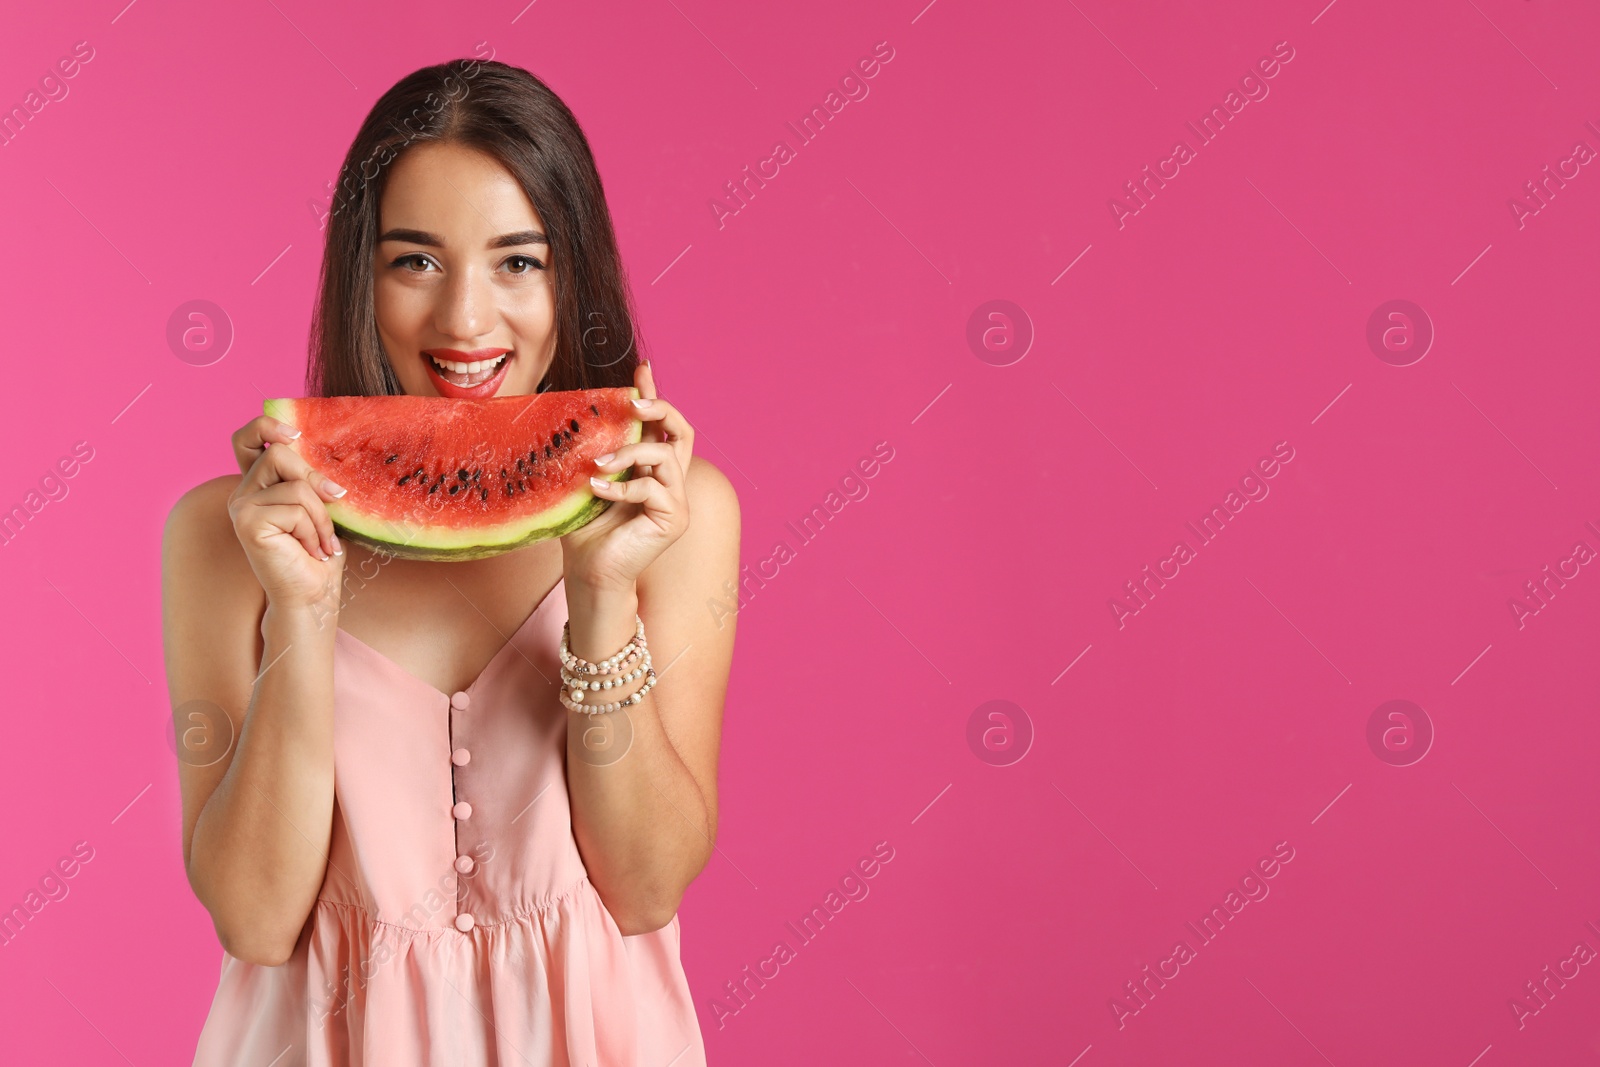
[434,265,493,340]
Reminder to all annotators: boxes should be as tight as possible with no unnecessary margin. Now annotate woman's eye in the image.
[504,254,546,274]
[393,254,436,272]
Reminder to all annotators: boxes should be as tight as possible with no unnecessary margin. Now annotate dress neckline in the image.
[334,576,565,699]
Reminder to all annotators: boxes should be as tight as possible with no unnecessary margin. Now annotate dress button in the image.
[455,912,475,932]
[451,747,471,766]
[452,801,473,820]
[455,854,475,874]
[451,690,471,710]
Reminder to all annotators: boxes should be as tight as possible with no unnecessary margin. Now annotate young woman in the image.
[162,57,738,1065]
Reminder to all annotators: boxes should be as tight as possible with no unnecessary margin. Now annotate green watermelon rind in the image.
[263,393,642,562]
[328,487,624,562]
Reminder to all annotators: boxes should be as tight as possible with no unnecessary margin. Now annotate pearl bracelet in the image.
[561,658,658,715]
[562,651,652,695]
[557,614,658,715]
[559,616,647,675]
[562,639,647,677]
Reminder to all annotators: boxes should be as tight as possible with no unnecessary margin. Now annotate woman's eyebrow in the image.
[377,228,548,248]
[490,229,548,248]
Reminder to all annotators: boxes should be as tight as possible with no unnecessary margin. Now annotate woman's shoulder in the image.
[680,453,741,553]
[162,474,261,602]
[684,453,739,521]
[164,474,242,552]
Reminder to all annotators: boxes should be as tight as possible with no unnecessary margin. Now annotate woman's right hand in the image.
[228,415,348,613]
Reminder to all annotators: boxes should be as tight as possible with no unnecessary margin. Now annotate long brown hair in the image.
[308,58,642,397]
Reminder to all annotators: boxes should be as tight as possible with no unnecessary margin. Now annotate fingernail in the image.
[594,452,615,465]
[331,535,343,555]
[323,477,347,498]
[631,398,652,409]
[284,425,302,439]
[590,476,609,491]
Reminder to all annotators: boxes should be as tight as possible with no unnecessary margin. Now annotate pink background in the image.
[2,0,1598,1063]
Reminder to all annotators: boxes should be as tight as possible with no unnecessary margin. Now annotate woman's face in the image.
[373,140,555,398]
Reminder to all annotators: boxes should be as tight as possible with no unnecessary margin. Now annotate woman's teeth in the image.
[429,353,508,386]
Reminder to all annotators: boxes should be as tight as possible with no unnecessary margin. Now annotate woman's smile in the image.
[422,346,514,397]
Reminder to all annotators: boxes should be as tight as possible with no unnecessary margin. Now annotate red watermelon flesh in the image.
[262,387,643,561]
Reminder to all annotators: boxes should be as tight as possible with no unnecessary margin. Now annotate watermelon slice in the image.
[261,388,643,561]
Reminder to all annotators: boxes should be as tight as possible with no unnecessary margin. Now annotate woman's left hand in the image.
[560,360,694,591]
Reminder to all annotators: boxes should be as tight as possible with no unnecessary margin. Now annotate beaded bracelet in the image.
[562,653,652,695]
[559,673,657,715]
[558,614,658,715]
[559,616,647,675]
[562,639,647,677]
[560,661,658,715]
[560,652,659,716]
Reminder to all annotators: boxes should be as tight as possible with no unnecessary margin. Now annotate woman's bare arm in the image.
[558,371,738,934]
[163,428,348,964]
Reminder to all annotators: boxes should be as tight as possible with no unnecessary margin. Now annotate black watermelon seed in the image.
[397,474,410,486]
[449,484,460,495]
[429,482,440,494]
[569,419,580,434]
[412,468,423,482]
[550,432,561,448]
[385,454,398,464]
[479,486,488,501]
[517,479,526,491]
[590,404,599,417]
